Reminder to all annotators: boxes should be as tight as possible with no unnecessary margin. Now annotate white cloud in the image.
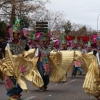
[46,0,100,30]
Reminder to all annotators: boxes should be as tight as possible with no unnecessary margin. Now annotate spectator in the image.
[72,54,84,77]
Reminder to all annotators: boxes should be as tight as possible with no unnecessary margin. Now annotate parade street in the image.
[0,75,94,100]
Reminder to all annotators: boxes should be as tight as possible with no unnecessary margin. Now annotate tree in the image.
[78,25,87,35]
[29,10,66,32]
[20,15,29,28]
[68,23,95,36]
[47,11,66,31]
[63,20,72,34]
[0,0,49,25]
[0,20,7,38]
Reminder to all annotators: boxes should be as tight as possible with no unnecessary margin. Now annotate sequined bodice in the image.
[9,40,27,55]
[39,47,52,64]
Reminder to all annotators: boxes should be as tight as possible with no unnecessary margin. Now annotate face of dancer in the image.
[73,43,77,47]
[13,32,20,40]
[62,44,67,50]
[33,41,37,45]
[43,41,47,46]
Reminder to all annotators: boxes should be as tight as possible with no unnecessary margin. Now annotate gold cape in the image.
[0,46,44,90]
[83,53,100,96]
[0,47,88,91]
[51,50,88,82]
[49,50,74,82]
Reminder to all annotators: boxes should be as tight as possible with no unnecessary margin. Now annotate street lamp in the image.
[97,14,100,33]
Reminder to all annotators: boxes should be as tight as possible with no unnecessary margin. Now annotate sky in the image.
[46,0,100,31]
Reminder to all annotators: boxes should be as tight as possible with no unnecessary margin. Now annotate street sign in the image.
[36,21,48,33]
[36,24,48,27]
[36,22,48,24]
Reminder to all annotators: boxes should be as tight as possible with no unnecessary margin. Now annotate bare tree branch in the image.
[0,0,49,24]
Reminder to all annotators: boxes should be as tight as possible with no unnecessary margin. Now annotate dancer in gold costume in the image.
[83,36,100,100]
[0,19,44,100]
[31,33,87,89]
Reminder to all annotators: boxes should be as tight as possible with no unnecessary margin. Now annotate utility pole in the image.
[97,14,100,34]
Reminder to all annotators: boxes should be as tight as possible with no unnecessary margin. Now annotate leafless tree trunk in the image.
[10,0,16,24]
[0,0,49,25]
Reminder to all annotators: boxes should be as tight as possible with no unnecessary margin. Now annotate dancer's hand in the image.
[22,52,28,57]
[82,53,85,55]
[19,54,23,58]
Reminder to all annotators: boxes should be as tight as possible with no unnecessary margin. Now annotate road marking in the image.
[24,96,36,100]
[64,79,76,85]
[49,79,76,89]
[55,84,58,86]
[23,80,76,100]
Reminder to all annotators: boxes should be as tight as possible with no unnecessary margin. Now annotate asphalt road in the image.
[0,75,95,100]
